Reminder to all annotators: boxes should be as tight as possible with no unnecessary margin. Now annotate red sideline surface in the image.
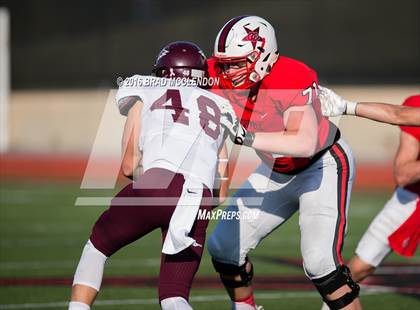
[1,274,419,294]
[0,154,394,190]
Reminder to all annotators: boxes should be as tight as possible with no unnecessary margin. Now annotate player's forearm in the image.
[355,102,420,126]
[122,166,141,181]
[394,160,420,187]
[252,131,318,157]
[213,143,229,204]
[218,167,229,204]
[121,101,142,179]
[217,178,229,204]
[121,138,141,178]
[121,155,141,179]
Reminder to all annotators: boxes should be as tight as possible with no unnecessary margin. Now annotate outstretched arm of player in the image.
[251,104,318,157]
[221,104,319,157]
[319,86,420,126]
[121,100,143,179]
[214,143,229,205]
[394,131,420,187]
[355,102,420,126]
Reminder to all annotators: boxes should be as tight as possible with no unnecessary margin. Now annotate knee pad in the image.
[212,257,253,288]
[303,249,335,278]
[312,265,360,310]
[160,297,192,310]
[73,240,108,291]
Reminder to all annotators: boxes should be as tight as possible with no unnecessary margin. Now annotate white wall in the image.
[8,85,419,162]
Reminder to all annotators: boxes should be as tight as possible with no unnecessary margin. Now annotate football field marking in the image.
[2,257,418,273]
[0,292,318,309]
[0,258,160,270]
[0,290,391,309]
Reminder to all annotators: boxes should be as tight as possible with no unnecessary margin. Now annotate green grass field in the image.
[0,181,419,309]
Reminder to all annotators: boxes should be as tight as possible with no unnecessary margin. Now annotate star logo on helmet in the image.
[242,26,263,49]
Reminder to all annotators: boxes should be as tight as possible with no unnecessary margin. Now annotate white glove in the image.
[318,86,358,116]
[218,100,236,118]
[218,101,254,146]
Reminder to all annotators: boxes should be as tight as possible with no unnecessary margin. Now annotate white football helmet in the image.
[213,15,279,89]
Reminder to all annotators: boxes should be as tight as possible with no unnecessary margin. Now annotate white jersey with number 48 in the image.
[116,75,227,189]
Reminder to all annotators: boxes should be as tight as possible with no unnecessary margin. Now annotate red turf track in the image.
[1,260,419,295]
[1,274,419,295]
[0,154,394,190]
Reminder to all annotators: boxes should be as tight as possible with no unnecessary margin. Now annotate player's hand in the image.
[217,100,237,120]
[218,100,255,146]
[218,101,243,143]
[220,114,245,144]
[220,114,255,146]
[318,86,358,116]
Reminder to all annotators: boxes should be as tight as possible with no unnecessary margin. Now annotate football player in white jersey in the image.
[68,41,231,310]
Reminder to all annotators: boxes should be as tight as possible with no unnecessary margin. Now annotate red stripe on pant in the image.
[330,144,350,265]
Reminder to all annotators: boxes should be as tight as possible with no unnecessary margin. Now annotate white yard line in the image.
[0,290,392,309]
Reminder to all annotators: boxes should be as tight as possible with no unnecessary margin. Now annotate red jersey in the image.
[400,95,420,194]
[208,56,336,174]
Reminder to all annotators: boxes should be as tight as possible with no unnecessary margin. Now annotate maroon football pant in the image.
[89,168,212,301]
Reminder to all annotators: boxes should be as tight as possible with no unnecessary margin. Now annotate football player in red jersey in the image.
[318,92,419,309]
[206,16,361,310]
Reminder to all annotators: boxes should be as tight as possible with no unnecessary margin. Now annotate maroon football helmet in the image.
[152,41,208,79]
